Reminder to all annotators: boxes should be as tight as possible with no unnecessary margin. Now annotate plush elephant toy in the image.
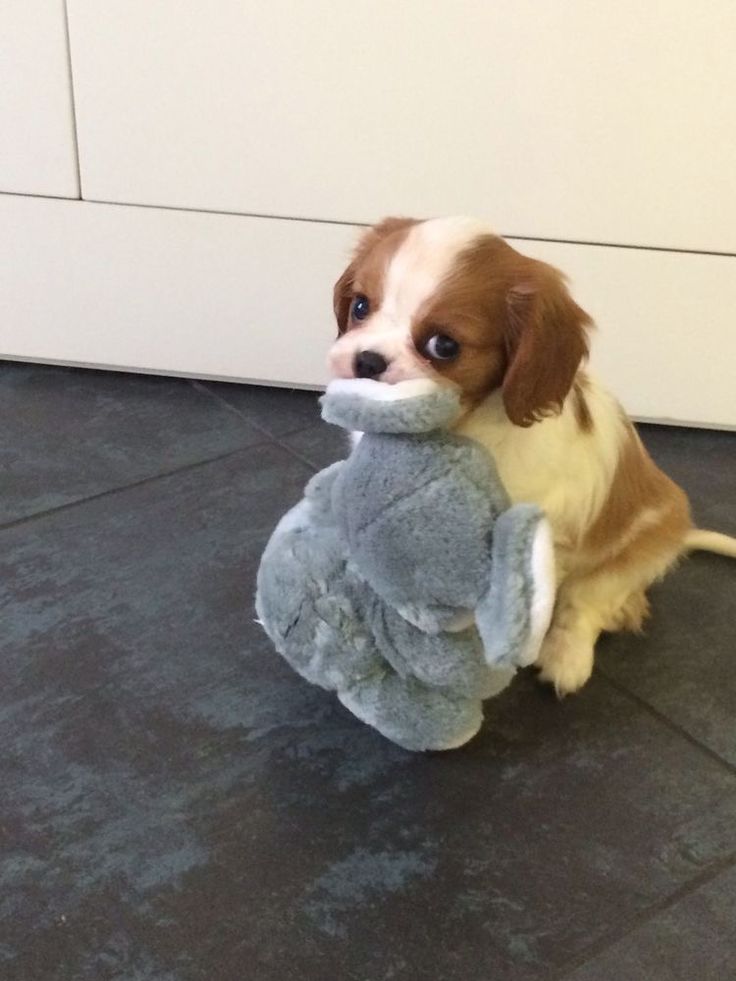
[255,378,555,751]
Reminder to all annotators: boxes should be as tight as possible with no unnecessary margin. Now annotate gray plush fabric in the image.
[332,427,509,631]
[256,380,555,752]
[320,378,461,434]
[478,505,551,666]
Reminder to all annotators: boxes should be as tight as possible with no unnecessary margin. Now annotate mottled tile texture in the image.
[0,363,264,524]
[1,364,735,981]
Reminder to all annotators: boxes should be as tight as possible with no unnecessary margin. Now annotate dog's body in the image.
[329,217,736,694]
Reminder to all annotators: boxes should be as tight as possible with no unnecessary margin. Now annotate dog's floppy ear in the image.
[333,264,355,336]
[333,217,418,336]
[502,267,592,427]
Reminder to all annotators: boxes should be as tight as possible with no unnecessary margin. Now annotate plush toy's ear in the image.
[502,270,592,427]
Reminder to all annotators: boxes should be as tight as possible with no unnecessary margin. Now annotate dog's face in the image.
[329,216,591,426]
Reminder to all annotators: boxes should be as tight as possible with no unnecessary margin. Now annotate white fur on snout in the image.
[328,322,428,383]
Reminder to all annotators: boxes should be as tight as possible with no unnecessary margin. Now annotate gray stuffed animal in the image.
[256,378,555,752]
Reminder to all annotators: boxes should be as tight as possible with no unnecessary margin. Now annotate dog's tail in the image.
[684,529,736,559]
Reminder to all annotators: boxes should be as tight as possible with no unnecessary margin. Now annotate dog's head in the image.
[329,216,592,426]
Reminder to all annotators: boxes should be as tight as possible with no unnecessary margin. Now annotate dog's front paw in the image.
[535,626,594,697]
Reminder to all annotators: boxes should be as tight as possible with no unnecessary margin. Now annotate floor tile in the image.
[564,861,736,981]
[1,442,314,979]
[2,381,735,981]
[597,550,736,767]
[279,418,349,470]
[201,380,349,472]
[3,438,736,981]
[637,423,736,533]
[598,425,736,769]
[199,380,323,438]
[0,362,263,524]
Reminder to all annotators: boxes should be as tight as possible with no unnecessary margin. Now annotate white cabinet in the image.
[509,239,736,429]
[2,195,735,428]
[0,196,353,388]
[2,3,734,426]
[67,0,736,253]
[0,0,79,197]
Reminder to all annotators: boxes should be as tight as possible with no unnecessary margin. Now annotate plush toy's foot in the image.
[338,676,484,752]
[430,722,485,751]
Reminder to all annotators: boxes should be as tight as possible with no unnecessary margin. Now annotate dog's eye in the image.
[351,295,370,321]
[424,333,460,361]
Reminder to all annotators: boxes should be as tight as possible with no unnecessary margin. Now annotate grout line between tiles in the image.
[0,442,278,534]
[599,669,736,779]
[552,849,736,980]
[268,440,323,473]
[190,380,324,472]
[551,667,736,973]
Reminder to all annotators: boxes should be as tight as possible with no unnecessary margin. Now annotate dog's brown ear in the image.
[502,268,592,427]
[333,217,418,336]
[333,264,355,336]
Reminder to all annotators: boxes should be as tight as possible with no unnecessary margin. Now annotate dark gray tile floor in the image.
[1,361,735,981]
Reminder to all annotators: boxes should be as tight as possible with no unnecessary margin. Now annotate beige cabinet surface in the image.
[2,195,734,428]
[0,0,79,197]
[67,0,736,252]
[1,3,734,426]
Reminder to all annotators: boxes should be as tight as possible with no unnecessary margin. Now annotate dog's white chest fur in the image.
[455,382,625,552]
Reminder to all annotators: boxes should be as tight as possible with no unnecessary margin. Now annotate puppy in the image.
[328,216,736,695]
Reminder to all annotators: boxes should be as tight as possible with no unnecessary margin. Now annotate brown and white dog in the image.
[328,216,736,695]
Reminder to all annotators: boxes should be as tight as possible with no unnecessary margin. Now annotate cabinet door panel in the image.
[68,0,736,252]
[1,197,734,427]
[0,198,351,387]
[1,0,79,196]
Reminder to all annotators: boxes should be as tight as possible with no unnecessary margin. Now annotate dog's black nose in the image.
[354,351,388,379]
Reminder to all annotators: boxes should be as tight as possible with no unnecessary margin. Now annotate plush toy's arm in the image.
[475,505,556,668]
[305,459,345,498]
[300,459,347,522]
